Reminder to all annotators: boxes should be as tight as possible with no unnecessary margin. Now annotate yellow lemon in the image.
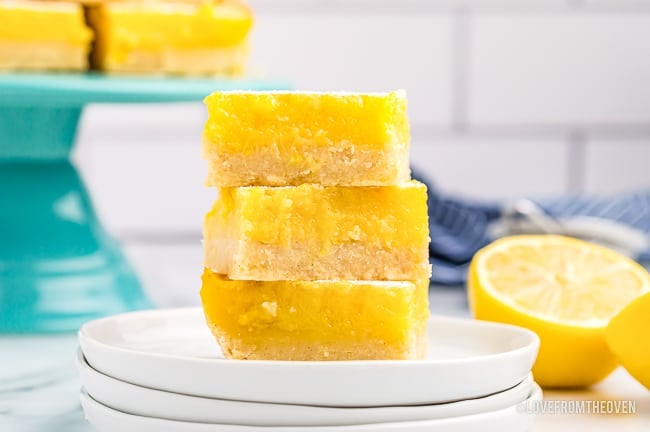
[468,235,650,388]
[606,291,650,389]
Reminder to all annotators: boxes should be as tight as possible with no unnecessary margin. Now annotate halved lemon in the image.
[468,235,650,388]
[606,291,650,389]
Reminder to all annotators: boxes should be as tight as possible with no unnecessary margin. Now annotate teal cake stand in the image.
[0,73,290,333]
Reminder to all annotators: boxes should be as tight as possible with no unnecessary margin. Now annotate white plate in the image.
[81,385,542,432]
[78,308,539,407]
[77,349,534,426]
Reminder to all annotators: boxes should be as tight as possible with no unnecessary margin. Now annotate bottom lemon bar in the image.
[201,270,430,360]
[204,181,431,281]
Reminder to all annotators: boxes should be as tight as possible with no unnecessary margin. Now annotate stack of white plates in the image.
[77,308,542,432]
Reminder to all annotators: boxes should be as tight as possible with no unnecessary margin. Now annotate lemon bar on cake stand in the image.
[0,0,92,71]
[87,0,252,75]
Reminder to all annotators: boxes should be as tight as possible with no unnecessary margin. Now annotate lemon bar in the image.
[203,91,410,187]
[204,181,431,281]
[0,0,92,71]
[201,269,430,360]
[86,0,252,75]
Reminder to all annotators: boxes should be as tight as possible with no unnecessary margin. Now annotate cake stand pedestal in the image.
[0,73,289,333]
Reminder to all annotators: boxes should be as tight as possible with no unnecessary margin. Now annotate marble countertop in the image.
[1,242,648,431]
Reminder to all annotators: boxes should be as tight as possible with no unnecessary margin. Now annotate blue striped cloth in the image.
[412,170,650,286]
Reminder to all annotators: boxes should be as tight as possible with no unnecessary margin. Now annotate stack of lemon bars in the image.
[0,0,252,75]
[200,91,432,360]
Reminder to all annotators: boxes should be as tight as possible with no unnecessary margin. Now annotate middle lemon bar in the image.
[204,181,431,281]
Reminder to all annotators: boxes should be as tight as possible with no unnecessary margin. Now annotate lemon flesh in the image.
[468,235,650,388]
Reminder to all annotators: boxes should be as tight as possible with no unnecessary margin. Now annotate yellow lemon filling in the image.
[0,1,92,46]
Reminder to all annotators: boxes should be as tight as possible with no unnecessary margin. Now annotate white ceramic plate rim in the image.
[80,384,542,432]
[77,349,534,426]
[79,308,538,367]
[79,308,539,406]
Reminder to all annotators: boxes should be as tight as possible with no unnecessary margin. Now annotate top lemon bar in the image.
[203,91,411,187]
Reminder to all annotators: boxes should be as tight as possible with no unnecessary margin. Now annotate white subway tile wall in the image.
[411,138,569,200]
[468,13,650,126]
[584,138,650,194]
[249,14,453,126]
[75,105,215,234]
[585,0,650,10]
[73,0,650,236]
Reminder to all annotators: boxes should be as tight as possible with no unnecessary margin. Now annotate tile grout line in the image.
[566,130,587,193]
[567,0,586,9]
[410,124,650,141]
[120,231,203,244]
[250,0,650,15]
[451,6,470,132]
